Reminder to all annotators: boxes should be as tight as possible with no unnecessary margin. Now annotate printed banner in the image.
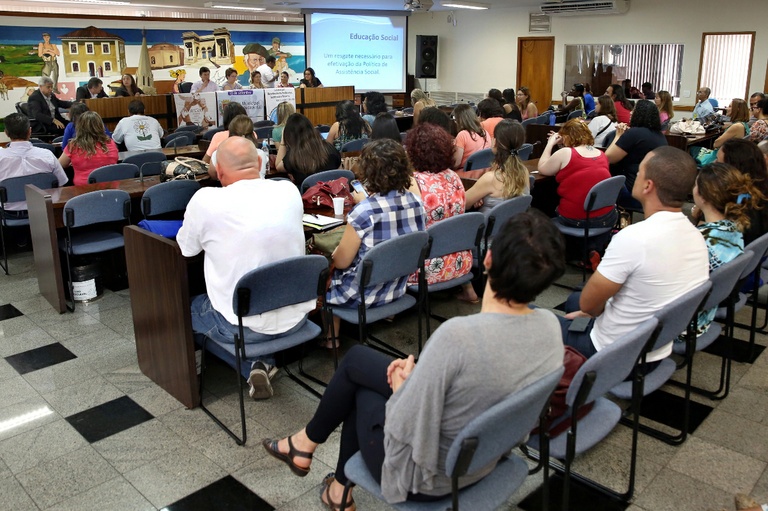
[215,88,265,125]
[264,88,296,124]
[173,92,217,128]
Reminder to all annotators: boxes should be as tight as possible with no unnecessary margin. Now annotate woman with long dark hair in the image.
[114,74,143,97]
[588,95,617,147]
[516,86,538,120]
[327,99,372,151]
[452,103,490,171]
[276,113,341,185]
[605,83,633,123]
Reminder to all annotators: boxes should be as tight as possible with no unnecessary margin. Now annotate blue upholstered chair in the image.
[202,126,225,141]
[463,148,493,173]
[123,151,166,178]
[567,109,584,120]
[87,163,140,184]
[141,179,200,219]
[518,143,534,161]
[164,131,195,146]
[340,138,367,152]
[300,169,355,194]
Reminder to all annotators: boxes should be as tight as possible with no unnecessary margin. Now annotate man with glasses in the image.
[749,92,766,126]
[692,87,714,120]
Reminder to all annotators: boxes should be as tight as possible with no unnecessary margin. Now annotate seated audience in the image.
[501,88,522,120]
[655,90,675,128]
[680,162,761,342]
[276,113,341,186]
[487,88,505,109]
[718,139,768,245]
[405,123,473,299]
[61,102,111,150]
[605,83,633,124]
[464,119,529,214]
[559,146,709,360]
[300,67,323,88]
[477,98,506,137]
[641,82,656,100]
[713,99,750,150]
[277,71,294,89]
[177,137,311,400]
[114,74,144,97]
[262,210,565,509]
[558,83,586,116]
[417,107,455,135]
[452,103,491,171]
[362,92,388,125]
[190,67,218,93]
[75,77,108,101]
[327,99,371,151]
[516,86,538,120]
[370,113,402,143]
[0,113,68,214]
[249,71,265,89]
[539,119,616,230]
[59,111,118,186]
[227,115,259,146]
[606,99,667,191]
[750,98,768,143]
[222,68,242,91]
[588,95,618,147]
[203,102,249,164]
[583,83,596,113]
[111,99,164,152]
[324,139,425,346]
[749,92,766,126]
[692,87,715,120]
[410,88,436,127]
[27,77,71,136]
[271,101,295,144]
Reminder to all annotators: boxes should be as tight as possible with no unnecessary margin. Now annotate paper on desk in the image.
[303,214,343,230]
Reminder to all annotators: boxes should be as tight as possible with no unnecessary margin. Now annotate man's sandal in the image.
[261,436,313,477]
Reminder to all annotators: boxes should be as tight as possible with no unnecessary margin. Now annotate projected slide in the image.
[307,13,407,93]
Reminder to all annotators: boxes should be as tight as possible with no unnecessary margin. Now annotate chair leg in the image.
[198,336,247,445]
[63,247,75,312]
[0,222,8,275]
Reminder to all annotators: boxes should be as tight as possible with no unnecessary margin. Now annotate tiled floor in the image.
[2,247,768,511]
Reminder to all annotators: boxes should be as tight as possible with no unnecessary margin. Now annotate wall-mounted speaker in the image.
[416,35,438,79]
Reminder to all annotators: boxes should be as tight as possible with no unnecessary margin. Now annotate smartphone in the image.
[568,316,592,333]
[350,179,368,197]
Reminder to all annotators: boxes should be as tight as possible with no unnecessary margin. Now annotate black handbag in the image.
[160,156,210,182]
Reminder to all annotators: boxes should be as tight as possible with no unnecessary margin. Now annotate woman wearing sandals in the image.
[262,210,566,510]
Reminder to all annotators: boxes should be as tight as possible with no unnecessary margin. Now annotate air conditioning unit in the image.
[541,0,629,16]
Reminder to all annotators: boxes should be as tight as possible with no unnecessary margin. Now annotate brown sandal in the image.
[321,473,356,511]
[261,436,313,477]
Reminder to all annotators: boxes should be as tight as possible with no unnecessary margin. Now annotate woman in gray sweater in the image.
[263,211,566,510]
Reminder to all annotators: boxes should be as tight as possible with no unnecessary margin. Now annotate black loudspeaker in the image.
[416,35,438,79]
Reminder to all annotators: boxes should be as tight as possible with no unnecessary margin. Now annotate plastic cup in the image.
[333,197,345,216]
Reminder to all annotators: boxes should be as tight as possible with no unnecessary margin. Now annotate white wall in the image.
[409,0,766,108]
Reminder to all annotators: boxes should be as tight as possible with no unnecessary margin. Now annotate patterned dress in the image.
[407,169,473,286]
[327,191,425,307]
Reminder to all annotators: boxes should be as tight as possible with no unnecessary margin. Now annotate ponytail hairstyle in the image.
[492,119,528,198]
[695,162,765,231]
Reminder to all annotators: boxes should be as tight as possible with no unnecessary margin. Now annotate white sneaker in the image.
[247,362,279,400]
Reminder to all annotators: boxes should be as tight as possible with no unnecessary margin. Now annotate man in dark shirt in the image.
[75,77,109,101]
[27,76,71,135]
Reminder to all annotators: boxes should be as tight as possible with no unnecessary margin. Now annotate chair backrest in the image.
[568,109,584,120]
[32,142,55,154]
[402,107,414,114]
[255,126,274,139]
[445,367,563,477]
[164,137,190,148]
[315,124,331,134]
[300,169,355,193]
[359,231,429,288]
[529,174,535,192]
[741,231,768,280]
[702,251,753,310]
[252,119,274,128]
[202,126,225,141]
[141,179,201,217]
[484,194,533,240]
[63,189,131,228]
[426,212,485,260]
[0,173,60,205]
[602,130,616,147]
[464,148,494,173]
[123,151,167,177]
[52,136,64,144]
[650,280,712,351]
[583,175,625,213]
[341,138,367,153]
[166,132,195,145]
[88,163,140,184]
[175,125,203,134]
[521,117,537,127]
[234,255,328,317]
[179,82,193,93]
[517,143,534,161]
[535,113,551,125]
[16,102,30,117]
[400,132,408,142]
[566,317,660,408]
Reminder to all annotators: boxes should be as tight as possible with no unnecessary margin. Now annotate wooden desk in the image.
[84,95,177,132]
[26,176,162,313]
[664,129,722,151]
[297,86,355,126]
[395,115,413,132]
[124,226,200,409]
[526,123,561,159]
[118,145,204,162]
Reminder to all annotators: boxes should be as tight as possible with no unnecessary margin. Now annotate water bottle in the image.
[262,139,270,174]
[549,112,556,126]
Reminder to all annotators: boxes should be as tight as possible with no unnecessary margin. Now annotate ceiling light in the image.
[442,1,489,9]
[204,1,265,10]
[26,0,131,4]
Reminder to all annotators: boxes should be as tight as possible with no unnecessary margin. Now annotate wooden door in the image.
[517,37,555,113]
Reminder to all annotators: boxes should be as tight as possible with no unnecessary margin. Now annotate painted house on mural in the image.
[60,26,126,78]
[182,28,235,67]
[148,43,184,70]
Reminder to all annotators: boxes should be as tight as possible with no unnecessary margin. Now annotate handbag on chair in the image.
[160,157,210,182]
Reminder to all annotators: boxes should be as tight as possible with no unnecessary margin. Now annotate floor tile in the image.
[93,419,186,473]
[0,473,38,511]
[0,418,87,474]
[43,374,125,417]
[633,467,732,511]
[4,342,77,375]
[165,475,274,511]
[0,398,60,442]
[0,321,55,357]
[15,444,120,509]
[0,376,42,411]
[66,395,154,443]
[58,327,130,358]
[45,476,155,511]
[0,303,23,321]
[22,356,100,394]
[0,358,19,383]
[234,455,335,508]
[695,409,768,462]
[129,383,185,417]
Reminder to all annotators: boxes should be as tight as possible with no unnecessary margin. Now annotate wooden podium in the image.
[84,95,177,132]
[295,86,355,126]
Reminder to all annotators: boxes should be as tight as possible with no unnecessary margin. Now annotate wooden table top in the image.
[45,175,162,209]
[118,145,204,162]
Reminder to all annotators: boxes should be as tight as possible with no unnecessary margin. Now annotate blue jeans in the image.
[557,292,598,358]
[190,293,307,373]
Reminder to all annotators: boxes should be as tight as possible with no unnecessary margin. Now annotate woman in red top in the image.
[605,83,634,124]
[537,119,616,228]
[59,111,118,186]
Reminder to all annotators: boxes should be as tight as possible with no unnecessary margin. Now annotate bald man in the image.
[177,137,312,399]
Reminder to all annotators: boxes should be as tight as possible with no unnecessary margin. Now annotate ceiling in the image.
[2,0,544,22]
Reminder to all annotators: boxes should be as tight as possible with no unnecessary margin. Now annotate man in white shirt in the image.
[257,56,278,88]
[559,146,709,362]
[0,113,68,215]
[189,66,219,93]
[692,87,715,120]
[176,137,312,399]
[111,100,164,151]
